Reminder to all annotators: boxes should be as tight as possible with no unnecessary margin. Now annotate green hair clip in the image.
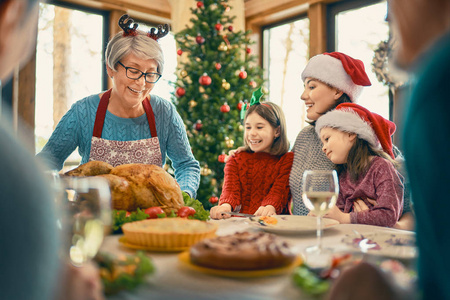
[240,87,264,120]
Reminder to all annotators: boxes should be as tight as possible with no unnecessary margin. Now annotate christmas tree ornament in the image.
[215,23,223,31]
[199,73,212,86]
[262,87,269,94]
[200,165,212,176]
[218,43,227,51]
[176,87,186,97]
[189,100,197,108]
[218,152,227,163]
[222,3,230,12]
[225,137,234,148]
[210,3,218,10]
[180,69,188,77]
[177,49,183,56]
[238,124,244,131]
[199,86,206,93]
[194,120,203,131]
[246,47,252,54]
[221,79,231,90]
[196,1,204,8]
[202,94,209,100]
[209,195,219,204]
[237,100,244,111]
[220,102,230,113]
[215,62,222,70]
[239,70,248,79]
[211,178,217,186]
[249,80,257,88]
[196,34,205,44]
[228,25,233,32]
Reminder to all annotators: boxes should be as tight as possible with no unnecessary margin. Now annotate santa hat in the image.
[315,103,396,159]
[301,52,371,102]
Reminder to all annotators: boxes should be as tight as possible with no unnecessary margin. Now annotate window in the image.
[262,16,310,145]
[328,0,390,119]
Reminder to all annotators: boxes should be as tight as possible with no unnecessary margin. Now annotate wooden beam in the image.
[308,2,327,57]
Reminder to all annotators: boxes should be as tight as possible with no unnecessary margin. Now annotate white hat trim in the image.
[301,54,363,102]
[315,109,378,148]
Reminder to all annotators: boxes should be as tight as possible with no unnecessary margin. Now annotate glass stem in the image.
[317,216,323,250]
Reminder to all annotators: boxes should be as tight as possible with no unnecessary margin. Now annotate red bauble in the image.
[215,23,223,31]
[177,49,183,56]
[215,63,222,70]
[246,47,252,54]
[249,80,257,88]
[196,1,204,8]
[220,103,230,113]
[218,153,227,163]
[194,120,203,131]
[199,73,212,86]
[176,87,186,97]
[196,34,205,44]
[237,100,244,111]
[228,25,233,32]
[209,195,219,204]
[239,70,248,79]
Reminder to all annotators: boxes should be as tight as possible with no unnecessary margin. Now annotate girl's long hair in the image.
[338,138,399,182]
[243,102,290,156]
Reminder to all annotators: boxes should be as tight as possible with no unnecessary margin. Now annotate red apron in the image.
[88,89,163,167]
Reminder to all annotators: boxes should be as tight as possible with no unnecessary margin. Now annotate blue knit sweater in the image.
[37,93,200,198]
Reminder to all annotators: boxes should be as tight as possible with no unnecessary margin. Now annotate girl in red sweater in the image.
[210,88,294,219]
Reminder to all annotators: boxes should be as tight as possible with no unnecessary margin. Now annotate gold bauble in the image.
[199,86,205,93]
[180,70,188,77]
[218,43,227,51]
[189,100,197,108]
[202,94,209,100]
[225,138,234,148]
[211,178,217,186]
[221,79,230,90]
[200,165,212,176]
[262,87,269,94]
[238,124,244,131]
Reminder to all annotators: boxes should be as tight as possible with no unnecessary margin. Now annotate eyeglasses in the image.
[117,61,162,83]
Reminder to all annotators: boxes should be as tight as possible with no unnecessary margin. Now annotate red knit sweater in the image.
[219,151,294,214]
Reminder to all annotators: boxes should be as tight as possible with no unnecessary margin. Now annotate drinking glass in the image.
[302,170,339,268]
[60,176,112,266]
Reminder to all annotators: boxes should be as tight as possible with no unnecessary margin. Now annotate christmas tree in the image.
[172,0,265,209]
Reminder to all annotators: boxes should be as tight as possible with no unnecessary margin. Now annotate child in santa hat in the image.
[315,103,404,227]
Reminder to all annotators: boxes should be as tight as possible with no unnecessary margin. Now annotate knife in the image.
[221,212,256,218]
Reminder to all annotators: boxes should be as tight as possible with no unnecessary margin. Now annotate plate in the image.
[178,251,302,278]
[249,215,339,234]
[118,236,189,252]
[341,232,417,259]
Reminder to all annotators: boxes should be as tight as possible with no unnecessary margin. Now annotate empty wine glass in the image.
[302,170,339,268]
[60,176,111,266]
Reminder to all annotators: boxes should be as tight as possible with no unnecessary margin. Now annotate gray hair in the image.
[105,30,165,74]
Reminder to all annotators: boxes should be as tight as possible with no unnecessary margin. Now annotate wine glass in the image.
[60,176,112,266]
[302,170,339,268]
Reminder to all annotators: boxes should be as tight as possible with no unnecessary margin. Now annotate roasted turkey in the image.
[64,161,184,214]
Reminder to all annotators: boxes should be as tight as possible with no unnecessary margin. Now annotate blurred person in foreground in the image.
[0,0,103,299]
[327,1,450,299]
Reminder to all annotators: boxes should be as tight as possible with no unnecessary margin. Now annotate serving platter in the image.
[249,215,339,235]
[178,251,302,278]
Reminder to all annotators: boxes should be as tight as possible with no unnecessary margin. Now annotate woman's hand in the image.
[254,205,276,216]
[209,203,232,219]
[225,146,246,162]
[352,198,377,212]
[324,206,350,224]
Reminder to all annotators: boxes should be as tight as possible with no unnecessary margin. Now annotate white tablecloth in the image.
[103,217,415,300]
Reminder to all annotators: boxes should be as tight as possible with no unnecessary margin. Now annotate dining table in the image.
[102,216,417,300]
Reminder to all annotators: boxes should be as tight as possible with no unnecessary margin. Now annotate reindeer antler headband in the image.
[118,14,170,40]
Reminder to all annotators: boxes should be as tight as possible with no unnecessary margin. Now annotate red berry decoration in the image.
[176,87,186,97]
[196,34,205,44]
[218,153,227,163]
[209,195,219,204]
[215,63,222,70]
[199,73,212,86]
[220,102,230,113]
[194,120,203,131]
[177,49,183,56]
[196,1,204,8]
[249,80,257,88]
[246,47,252,54]
[228,25,233,32]
[215,23,223,31]
[237,100,244,111]
[239,70,248,79]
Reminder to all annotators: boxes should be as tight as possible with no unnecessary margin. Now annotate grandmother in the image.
[37,15,200,198]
